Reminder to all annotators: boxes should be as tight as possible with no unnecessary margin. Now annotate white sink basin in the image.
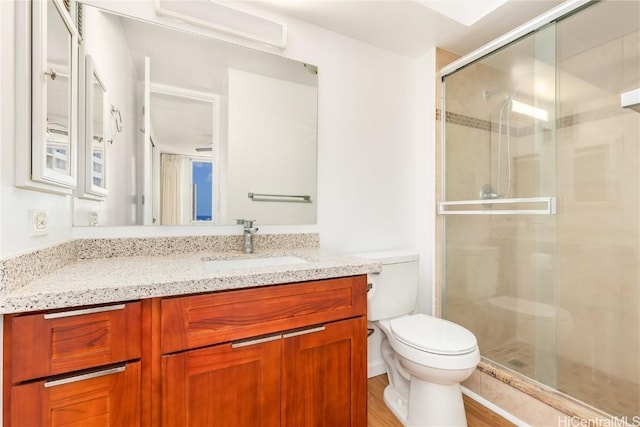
[202,255,309,271]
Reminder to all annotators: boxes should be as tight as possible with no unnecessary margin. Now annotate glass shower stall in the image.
[439,0,639,418]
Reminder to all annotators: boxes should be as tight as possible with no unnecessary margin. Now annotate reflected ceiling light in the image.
[511,99,549,121]
[154,0,287,49]
[415,0,510,26]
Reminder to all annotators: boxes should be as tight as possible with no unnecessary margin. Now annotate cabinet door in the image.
[11,361,141,427]
[162,337,281,427]
[282,317,367,427]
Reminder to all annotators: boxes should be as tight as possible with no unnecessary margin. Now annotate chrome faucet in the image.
[238,219,259,253]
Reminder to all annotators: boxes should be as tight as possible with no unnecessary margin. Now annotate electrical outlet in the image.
[31,210,49,236]
[90,212,99,226]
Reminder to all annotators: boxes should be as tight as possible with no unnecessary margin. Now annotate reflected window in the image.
[92,148,104,187]
[192,160,213,222]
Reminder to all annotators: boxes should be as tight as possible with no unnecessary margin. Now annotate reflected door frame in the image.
[146,83,220,226]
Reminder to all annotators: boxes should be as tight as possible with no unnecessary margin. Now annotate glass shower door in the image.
[554,1,639,417]
[441,0,640,418]
[441,23,559,387]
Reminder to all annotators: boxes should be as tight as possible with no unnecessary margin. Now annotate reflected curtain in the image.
[160,154,185,225]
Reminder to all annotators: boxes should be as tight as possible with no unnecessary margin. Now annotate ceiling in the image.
[239,0,565,58]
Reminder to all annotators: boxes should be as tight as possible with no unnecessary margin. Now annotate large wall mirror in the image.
[73,2,318,227]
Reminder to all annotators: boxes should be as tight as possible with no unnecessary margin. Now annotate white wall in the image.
[302,27,420,253]
[365,48,437,377]
[1,0,74,258]
[414,49,437,315]
[225,69,317,225]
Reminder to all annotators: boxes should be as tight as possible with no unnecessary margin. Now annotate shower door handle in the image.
[437,196,556,215]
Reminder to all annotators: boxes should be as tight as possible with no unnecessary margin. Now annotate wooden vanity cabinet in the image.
[156,275,368,427]
[3,275,368,427]
[3,302,142,427]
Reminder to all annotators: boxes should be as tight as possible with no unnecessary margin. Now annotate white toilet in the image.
[357,251,480,427]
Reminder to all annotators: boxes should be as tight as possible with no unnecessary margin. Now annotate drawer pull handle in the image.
[231,334,282,349]
[44,304,126,319]
[283,326,325,339]
[44,365,126,388]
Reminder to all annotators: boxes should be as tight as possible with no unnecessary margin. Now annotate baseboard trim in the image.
[368,361,386,379]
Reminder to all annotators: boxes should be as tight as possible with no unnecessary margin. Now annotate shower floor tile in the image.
[484,340,639,419]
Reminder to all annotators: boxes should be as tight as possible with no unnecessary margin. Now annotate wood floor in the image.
[367,374,515,427]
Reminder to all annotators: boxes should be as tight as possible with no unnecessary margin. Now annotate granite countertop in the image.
[0,248,381,314]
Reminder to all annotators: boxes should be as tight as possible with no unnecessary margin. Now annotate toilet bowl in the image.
[356,251,480,427]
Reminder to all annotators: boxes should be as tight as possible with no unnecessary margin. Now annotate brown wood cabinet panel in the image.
[10,302,141,383]
[161,276,366,353]
[141,298,162,427]
[10,361,141,427]
[162,338,281,427]
[282,317,368,427]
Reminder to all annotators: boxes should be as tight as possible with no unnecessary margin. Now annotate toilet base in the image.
[383,379,468,427]
[383,384,408,424]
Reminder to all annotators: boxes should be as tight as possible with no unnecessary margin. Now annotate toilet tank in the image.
[354,251,419,321]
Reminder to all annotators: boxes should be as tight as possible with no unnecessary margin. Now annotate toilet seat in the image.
[378,315,480,371]
[389,314,478,355]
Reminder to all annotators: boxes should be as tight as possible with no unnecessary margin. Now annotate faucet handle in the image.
[237,219,256,228]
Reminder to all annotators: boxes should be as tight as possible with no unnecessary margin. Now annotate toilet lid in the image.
[389,314,478,355]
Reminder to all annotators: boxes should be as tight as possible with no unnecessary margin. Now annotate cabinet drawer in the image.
[10,302,141,383]
[161,276,367,353]
[11,361,141,427]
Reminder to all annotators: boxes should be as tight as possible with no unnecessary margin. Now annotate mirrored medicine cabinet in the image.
[16,0,80,193]
[77,53,109,199]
